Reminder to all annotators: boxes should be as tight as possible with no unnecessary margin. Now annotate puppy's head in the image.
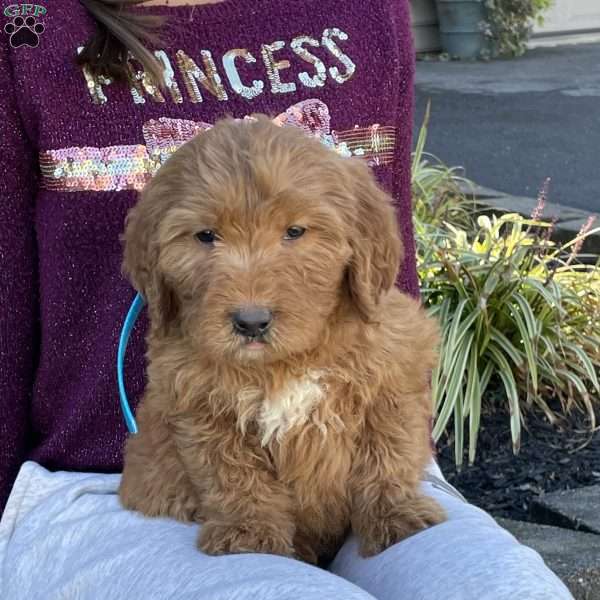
[123,116,402,363]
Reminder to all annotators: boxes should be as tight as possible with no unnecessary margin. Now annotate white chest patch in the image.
[257,371,326,446]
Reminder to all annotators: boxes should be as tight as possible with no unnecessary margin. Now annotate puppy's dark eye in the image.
[284,226,306,240]
[195,230,217,244]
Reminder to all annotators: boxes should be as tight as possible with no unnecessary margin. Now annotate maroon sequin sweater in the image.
[0,0,417,513]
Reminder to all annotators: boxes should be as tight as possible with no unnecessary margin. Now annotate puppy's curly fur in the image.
[119,116,446,564]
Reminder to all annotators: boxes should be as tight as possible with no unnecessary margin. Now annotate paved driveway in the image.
[414,43,600,212]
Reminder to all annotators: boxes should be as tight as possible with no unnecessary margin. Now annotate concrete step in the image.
[497,518,600,600]
[532,486,600,535]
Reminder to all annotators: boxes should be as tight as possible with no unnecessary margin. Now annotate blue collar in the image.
[117,292,146,435]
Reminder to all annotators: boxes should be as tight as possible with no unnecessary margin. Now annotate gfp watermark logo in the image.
[3,4,47,48]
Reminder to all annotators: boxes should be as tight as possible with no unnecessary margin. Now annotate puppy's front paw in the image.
[292,534,319,565]
[198,520,295,558]
[357,495,446,557]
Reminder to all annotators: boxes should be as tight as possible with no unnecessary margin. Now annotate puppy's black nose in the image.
[232,306,273,337]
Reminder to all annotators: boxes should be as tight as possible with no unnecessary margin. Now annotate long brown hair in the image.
[76,0,166,86]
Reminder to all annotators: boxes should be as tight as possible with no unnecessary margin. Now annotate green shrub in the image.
[484,0,553,58]
[412,117,600,468]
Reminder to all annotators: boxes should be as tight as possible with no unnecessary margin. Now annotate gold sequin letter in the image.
[261,41,297,94]
[155,50,183,104]
[128,55,165,105]
[222,49,265,100]
[291,36,326,89]
[78,46,112,105]
[322,28,356,84]
[177,50,229,103]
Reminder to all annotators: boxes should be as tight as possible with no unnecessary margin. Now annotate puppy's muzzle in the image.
[231,306,273,339]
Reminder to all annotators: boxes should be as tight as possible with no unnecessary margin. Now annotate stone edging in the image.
[458,182,600,257]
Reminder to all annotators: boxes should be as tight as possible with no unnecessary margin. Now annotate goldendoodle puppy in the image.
[119,115,445,564]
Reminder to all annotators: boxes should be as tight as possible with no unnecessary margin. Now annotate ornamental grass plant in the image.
[412,109,600,468]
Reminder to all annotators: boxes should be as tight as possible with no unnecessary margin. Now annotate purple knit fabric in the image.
[0,0,416,513]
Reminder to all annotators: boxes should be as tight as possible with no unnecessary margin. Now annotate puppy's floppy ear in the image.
[121,185,180,336]
[343,159,403,322]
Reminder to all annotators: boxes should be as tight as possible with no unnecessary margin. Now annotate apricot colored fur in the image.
[119,116,446,564]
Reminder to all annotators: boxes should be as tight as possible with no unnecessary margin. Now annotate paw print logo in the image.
[4,15,45,48]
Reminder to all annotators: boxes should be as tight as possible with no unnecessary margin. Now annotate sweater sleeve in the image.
[0,41,39,514]
[389,0,419,299]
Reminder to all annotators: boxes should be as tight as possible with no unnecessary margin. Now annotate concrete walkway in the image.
[413,43,600,214]
[496,486,600,599]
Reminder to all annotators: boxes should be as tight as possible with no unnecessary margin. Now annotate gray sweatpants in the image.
[0,460,572,600]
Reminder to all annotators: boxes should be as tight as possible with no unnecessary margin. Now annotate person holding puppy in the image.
[0,0,572,598]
